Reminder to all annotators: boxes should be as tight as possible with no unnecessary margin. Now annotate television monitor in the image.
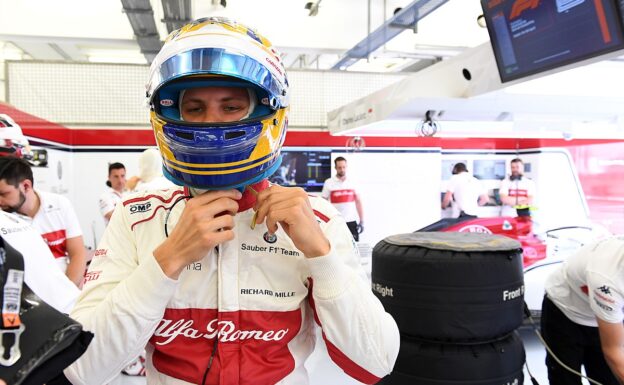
[269,148,332,192]
[473,159,506,180]
[481,0,624,83]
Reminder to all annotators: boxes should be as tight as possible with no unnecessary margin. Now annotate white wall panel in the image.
[330,150,442,246]
[7,61,149,125]
[7,61,404,128]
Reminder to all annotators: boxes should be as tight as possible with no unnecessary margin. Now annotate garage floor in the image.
[114,327,582,385]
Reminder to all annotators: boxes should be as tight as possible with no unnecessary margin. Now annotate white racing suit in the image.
[65,184,400,385]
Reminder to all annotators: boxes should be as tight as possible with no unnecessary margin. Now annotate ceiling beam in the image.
[0,34,138,48]
[331,0,450,70]
[121,0,162,63]
[161,0,192,33]
[9,42,66,61]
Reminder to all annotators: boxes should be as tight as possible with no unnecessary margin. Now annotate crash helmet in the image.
[146,17,289,190]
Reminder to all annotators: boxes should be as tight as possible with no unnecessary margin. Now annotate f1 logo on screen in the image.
[510,0,540,19]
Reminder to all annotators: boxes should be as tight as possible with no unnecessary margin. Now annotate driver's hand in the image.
[254,185,330,258]
[153,189,241,279]
[357,222,364,234]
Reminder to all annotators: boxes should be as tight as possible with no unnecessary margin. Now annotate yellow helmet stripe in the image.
[163,152,279,175]
[155,131,275,168]
[176,32,275,58]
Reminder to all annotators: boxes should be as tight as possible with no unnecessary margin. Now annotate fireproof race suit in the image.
[65,181,400,385]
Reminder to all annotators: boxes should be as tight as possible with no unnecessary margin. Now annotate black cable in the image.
[202,246,220,385]
[163,191,220,384]
[524,301,605,385]
[164,195,192,238]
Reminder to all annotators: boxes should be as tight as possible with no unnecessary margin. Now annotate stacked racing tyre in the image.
[373,232,526,385]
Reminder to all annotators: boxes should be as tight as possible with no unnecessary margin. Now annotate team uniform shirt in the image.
[321,176,360,223]
[545,236,624,327]
[99,187,124,223]
[499,176,536,217]
[0,211,79,313]
[21,190,83,273]
[65,181,400,385]
[446,172,486,217]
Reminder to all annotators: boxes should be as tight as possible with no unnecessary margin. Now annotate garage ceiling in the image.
[0,0,489,71]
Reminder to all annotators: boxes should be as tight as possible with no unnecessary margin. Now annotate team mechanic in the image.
[65,17,400,385]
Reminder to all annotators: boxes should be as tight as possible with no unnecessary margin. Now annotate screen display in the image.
[269,149,332,192]
[481,0,624,82]
[473,159,507,180]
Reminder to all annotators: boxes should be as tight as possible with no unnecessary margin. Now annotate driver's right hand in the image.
[153,189,241,279]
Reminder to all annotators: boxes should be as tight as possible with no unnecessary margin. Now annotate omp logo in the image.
[458,225,492,234]
[129,202,152,214]
[598,285,612,295]
[510,0,539,19]
[503,285,524,301]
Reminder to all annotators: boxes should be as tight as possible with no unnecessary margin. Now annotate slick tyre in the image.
[379,332,525,385]
[372,232,524,341]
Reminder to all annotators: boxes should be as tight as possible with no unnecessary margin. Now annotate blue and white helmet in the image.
[146,17,289,190]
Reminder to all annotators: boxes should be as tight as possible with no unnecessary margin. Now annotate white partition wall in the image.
[520,150,589,231]
[6,61,404,128]
[331,150,442,246]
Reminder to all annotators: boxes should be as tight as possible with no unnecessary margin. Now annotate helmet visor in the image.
[149,47,288,110]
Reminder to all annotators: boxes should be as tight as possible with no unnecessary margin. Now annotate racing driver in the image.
[65,17,400,385]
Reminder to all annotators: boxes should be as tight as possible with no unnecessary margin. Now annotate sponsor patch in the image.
[129,202,152,214]
[0,224,29,235]
[240,288,295,298]
[594,291,615,304]
[153,318,290,345]
[594,298,613,312]
[598,285,612,295]
[84,270,102,284]
[160,99,174,107]
[263,232,277,244]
